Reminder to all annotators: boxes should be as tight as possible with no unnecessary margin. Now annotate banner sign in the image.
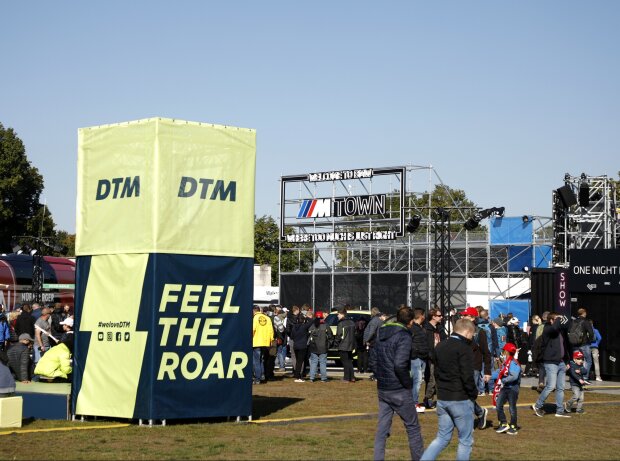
[280,166,406,242]
[555,269,570,315]
[76,118,255,258]
[73,118,255,420]
[297,194,386,219]
[569,249,620,294]
[73,254,252,419]
[308,168,374,182]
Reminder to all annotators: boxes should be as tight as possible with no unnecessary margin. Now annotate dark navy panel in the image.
[71,256,93,414]
[134,254,253,419]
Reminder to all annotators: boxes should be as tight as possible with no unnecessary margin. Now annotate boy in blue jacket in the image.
[565,350,587,414]
[493,343,521,435]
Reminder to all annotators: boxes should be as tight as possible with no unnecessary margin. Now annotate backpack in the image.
[567,319,587,346]
[495,326,507,355]
[478,323,494,355]
[309,324,331,349]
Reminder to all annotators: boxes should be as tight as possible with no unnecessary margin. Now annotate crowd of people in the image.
[0,302,75,396]
[252,302,603,460]
[0,298,603,460]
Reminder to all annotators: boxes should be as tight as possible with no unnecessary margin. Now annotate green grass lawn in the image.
[2,377,619,460]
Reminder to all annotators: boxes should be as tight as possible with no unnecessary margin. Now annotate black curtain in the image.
[333,274,369,309]
[573,293,620,379]
[280,274,312,308]
[371,273,408,314]
[531,268,555,317]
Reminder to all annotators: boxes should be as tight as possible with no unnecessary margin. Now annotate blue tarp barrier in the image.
[535,245,552,268]
[489,300,531,325]
[507,246,532,272]
[490,217,532,245]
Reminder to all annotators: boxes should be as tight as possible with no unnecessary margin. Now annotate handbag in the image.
[268,340,277,356]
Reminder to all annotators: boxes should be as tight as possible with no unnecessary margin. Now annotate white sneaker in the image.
[294,379,305,383]
[415,404,425,413]
[596,377,603,382]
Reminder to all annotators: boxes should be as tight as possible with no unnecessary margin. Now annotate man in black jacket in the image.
[460,307,491,429]
[572,308,595,378]
[335,308,356,383]
[532,312,571,417]
[410,308,429,413]
[423,308,446,409]
[371,306,423,461]
[421,319,477,461]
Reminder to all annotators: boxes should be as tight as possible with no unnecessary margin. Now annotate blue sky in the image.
[2,2,618,233]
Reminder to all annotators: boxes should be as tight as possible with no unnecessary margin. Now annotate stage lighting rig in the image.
[406,214,422,233]
[463,206,505,231]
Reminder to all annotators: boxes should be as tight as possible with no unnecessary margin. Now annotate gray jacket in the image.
[7,342,31,382]
[363,315,384,345]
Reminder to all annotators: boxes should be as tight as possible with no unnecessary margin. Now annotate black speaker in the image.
[579,183,590,207]
[556,185,577,208]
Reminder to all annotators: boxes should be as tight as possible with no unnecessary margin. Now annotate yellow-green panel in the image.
[76,120,155,255]
[76,118,256,258]
[75,254,149,418]
[154,119,255,257]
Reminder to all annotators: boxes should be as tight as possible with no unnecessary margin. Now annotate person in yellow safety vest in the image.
[253,306,274,385]
[34,337,73,382]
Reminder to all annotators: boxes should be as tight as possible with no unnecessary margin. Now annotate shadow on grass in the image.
[252,395,304,419]
[20,417,36,427]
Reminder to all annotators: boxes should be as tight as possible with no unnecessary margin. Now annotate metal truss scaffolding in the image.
[553,174,618,265]
[279,165,553,312]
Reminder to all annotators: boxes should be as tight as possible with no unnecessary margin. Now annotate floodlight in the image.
[435,207,450,221]
[464,214,481,231]
[406,215,422,233]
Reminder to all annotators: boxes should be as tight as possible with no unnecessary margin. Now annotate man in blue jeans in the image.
[532,312,571,417]
[371,307,423,461]
[410,308,429,413]
[421,318,478,461]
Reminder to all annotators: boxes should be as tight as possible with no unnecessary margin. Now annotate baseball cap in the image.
[573,350,584,360]
[60,317,74,327]
[19,333,34,342]
[503,343,517,355]
[462,307,479,317]
[315,311,324,319]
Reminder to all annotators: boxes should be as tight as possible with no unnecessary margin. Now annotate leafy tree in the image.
[0,123,46,252]
[55,231,75,257]
[254,215,315,285]
[407,184,479,231]
[24,204,56,244]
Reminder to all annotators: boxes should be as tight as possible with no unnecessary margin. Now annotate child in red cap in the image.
[565,350,587,414]
[493,343,521,435]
